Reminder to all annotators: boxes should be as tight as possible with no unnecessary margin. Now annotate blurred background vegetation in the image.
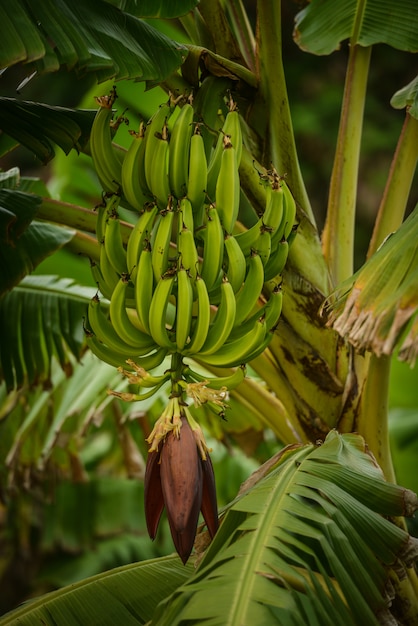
[0,1,417,617]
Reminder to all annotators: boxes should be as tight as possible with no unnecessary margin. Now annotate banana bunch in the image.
[86,86,296,396]
[86,84,297,563]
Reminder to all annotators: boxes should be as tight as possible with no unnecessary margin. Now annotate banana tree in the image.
[1,0,418,624]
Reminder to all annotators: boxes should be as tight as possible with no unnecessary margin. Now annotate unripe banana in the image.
[126,202,158,281]
[109,275,157,353]
[184,363,246,391]
[206,105,242,200]
[148,271,177,351]
[87,295,143,357]
[233,252,265,326]
[178,197,194,233]
[199,277,236,356]
[177,224,199,281]
[197,317,267,368]
[144,101,173,196]
[234,217,263,257]
[264,284,283,330]
[224,234,246,293]
[200,205,224,293]
[104,213,128,275]
[151,206,175,282]
[90,259,113,301]
[168,102,194,198]
[133,241,154,335]
[282,180,297,240]
[187,125,207,224]
[263,238,289,282]
[256,227,272,267]
[99,241,119,296]
[87,333,167,371]
[121,123,149,212]
[95,194,119,244]
[215,135,240,235]
[264,180,285,241]
[175,267,194,352]
[90,90,123,193]
[184,275,211,355]
[149,121,171,208]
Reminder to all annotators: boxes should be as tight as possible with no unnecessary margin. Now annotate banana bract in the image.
[86,82,298,562]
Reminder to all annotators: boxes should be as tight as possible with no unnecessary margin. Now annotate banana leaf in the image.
[106,0,199,19]
[294,0,418,55]
[0,0,188,84]
[0,555,193,626]
[150,431,418,625]
[0,275,94,390]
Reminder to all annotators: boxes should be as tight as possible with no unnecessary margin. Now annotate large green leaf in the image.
[0,189,75,295]
[0,0,188,83]
[107,0,199,19]
[0,98,96,163]
[0,275,94,390]
[0,555,193,626]
[150,431,418,625]
[294,0,418,55]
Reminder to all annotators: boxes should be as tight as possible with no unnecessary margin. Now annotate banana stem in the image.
[256,0,313,222]
[220,0,256,72]
[198,0,244,62]
[356,353,396,483]
[322,44,372,285]
[368,113,418,257]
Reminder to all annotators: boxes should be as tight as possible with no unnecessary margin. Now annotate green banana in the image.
[282,180,297,240]
[187,125,207,224]
[109,275,157,352]
[177,223,199,281]
[224,234,246,293]
[99,241,119,296]
[151,206,175,282]
[87,295,143,357]
[90,91,123,193]
[121,123,149,212]
[234,217,263,257]
[178,197,194,233]
[104,213,128,275]
[233,252,265,326]
[95,193,119,244]
[184,363,246,391]
[144,101,173,197]
[134,241,154,334]
[148,271,177,351]
[184,275,211,355]
[263,238,289,282]
[197,317,267,368]
[215,135,240,235]
[264,284,283,330]
[206,104,242,200]
[86,333,131,369]
[168,101,194,198]
[90,258,114,301]
[175,267,194,352]
[264,180,285,241]
[199,277,236,356]
[256,227,272,267]
[86,333,167,371]
[126,202,158,280]
[149,121,171,208]
[200,205,224,293]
